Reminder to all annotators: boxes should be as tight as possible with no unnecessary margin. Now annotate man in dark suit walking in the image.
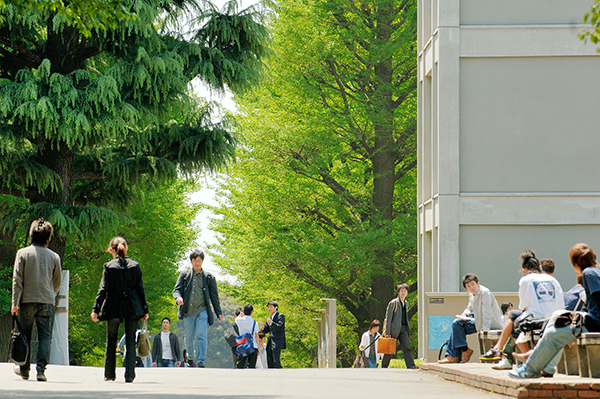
[261,300,286,368]
[382,283,415,369]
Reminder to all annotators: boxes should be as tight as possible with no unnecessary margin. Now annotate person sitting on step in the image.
[438,273,503,364]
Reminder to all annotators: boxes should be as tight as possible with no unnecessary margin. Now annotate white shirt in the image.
[518,272,565,318]
[236,315,259,349]
[161,331,173,360]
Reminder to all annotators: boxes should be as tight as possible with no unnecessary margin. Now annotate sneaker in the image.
[196,362,205,368]
[187,359,196,368]
[508,364,540,379]
[36,370,47,382]
[479,348,502,361]
[492,357,513,370]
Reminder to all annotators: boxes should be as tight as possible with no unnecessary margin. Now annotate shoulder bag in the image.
[235,322,256,357]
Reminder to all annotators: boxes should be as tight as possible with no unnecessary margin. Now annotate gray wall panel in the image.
[460,0,593,25]
[459,56,600,193]
[459,225,600,293]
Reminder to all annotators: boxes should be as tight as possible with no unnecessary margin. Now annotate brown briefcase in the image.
[377,337,396,354]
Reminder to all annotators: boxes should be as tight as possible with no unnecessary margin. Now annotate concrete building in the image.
[417,0,600,361]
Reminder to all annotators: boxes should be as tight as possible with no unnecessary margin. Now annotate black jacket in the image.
[262,312,286,350]
[173,269,222,324]
[92,257,148,321]
[152,331,181,363]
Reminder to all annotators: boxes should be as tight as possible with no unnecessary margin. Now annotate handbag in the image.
[9,315,28,366]
[352,352,367,368]
[554,311,585,338]
[136,319,151,358]
[235,322,256,357]
[224,322,240,348]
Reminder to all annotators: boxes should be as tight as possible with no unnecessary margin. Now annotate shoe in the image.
[15,367,29,380]
[438,355,459,364]
[187,359,196,368]
[104,377,115,381]
[479,348,502,361]
[460,348,474,363]
[125,378,134,383]
[196,362,205,368]
[540,370,554,378]
[492,357,513,370]
[36,370,47,382]
[508,364,540,379]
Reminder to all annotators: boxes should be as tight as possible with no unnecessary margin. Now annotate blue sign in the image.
[428,315,453,350]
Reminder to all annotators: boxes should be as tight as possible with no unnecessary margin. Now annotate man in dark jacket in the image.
[382,283,415,369]
[173,249,223,368]
[261,300,286,368]
[152,317,181,367]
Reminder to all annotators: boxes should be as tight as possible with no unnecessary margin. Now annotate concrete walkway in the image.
[0,362,503,399]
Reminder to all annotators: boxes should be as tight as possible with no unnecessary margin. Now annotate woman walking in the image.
[91,237,149,382]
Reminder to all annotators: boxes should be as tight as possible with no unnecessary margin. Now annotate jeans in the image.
[158,359,175,367]
[368,355,378,368]
[525,310,580,375]
[106,317,139,381]
[18,303,53,374]
[446,318,477,358]
[183,310,208,365]
[382,326,415,368]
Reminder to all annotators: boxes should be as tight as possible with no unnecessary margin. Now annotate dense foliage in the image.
[0,0,268,260]
[211,0,418,366]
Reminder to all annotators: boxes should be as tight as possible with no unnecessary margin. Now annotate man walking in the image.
[11,219,62,382]
[382,283,416,369]
[261,300,286,368]
[173,249,223,367]
[152,317,182,367]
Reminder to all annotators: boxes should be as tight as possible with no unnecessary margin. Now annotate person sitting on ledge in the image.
[509,243,600,378]
[479,250,564,369]
[438,273,503,364]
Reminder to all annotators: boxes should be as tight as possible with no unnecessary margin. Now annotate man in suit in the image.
[382,283,415,369]
[173,249,223,368]
[261,300,286,368]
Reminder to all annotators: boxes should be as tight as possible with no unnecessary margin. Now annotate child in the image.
[500,302,513,325]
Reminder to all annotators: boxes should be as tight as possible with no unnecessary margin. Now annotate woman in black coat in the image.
[91,237,149,382]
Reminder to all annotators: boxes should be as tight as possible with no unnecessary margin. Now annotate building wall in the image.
[417,0,600,360]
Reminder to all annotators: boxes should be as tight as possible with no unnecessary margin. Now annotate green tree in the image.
[211,0,417,365]
[0,0,268,260]
[0,0,134,37]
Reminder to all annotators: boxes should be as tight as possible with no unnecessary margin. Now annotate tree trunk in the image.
[369,0,398,318]
[38,145,75,261]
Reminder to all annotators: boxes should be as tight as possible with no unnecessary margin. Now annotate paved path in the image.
[0,362,504,399]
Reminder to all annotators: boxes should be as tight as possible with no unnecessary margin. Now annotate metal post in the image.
[321,298,336,368]
[314,317,323,368]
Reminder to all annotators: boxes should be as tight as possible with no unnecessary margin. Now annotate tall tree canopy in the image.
[0,0,268,258]
[211,0,417,363]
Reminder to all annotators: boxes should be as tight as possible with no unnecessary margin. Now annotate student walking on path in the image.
[91,237,149,383]
[11,219,62,382]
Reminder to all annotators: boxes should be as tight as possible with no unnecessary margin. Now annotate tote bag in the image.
[9,316,28,366]
[136,319,151,358]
